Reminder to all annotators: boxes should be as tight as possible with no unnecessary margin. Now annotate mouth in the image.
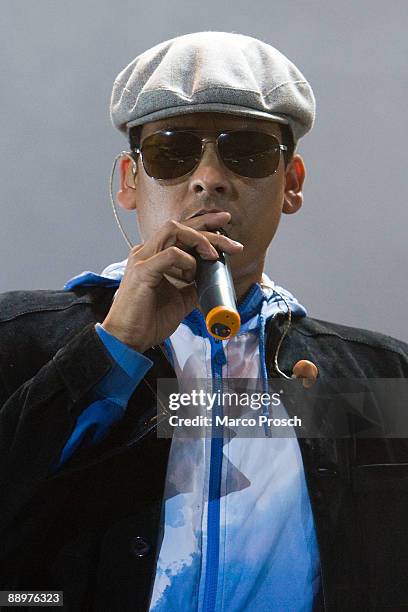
[188,208,225,219]
[185,209,235,240]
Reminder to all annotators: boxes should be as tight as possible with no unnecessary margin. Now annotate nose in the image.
[189,142,232,198]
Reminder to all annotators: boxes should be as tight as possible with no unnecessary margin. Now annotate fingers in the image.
[164,265,195,284]
[138,246,198,287]
[191,229,243,255]
[131,213,243,262]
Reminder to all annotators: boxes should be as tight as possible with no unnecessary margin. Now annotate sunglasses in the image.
[132,129,288,180]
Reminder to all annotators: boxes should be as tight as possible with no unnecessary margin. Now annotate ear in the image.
[116,156,138,211]
[282,154,306,215]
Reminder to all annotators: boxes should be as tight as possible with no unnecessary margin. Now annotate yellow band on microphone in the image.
[205,306,241,340]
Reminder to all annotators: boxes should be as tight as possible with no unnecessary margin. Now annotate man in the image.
[1,31,408,612]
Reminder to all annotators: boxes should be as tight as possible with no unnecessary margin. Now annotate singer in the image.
[1,32,408,612]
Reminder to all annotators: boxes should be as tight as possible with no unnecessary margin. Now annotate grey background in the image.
[1,1,407,340]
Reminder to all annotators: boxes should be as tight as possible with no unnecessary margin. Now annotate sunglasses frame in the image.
[132,129,288,180]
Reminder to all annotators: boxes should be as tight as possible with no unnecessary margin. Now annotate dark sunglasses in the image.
[132,129,288,180]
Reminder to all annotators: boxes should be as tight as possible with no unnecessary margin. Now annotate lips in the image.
[189,208,224,219]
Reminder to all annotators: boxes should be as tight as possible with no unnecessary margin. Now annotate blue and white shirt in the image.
[58,261,321,611]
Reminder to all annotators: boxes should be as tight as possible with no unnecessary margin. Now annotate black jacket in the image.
[1,285,408,611]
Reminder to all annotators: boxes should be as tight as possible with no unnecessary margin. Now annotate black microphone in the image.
[194,229,241,340]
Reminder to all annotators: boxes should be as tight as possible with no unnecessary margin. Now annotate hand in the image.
[101,212,243,352]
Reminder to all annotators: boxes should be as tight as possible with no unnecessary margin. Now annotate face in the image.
[117,112,305,291]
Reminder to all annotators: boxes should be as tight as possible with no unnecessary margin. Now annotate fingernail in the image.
[230,240,244,247]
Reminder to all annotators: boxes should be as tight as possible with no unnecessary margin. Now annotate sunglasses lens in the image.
[141,131,202,179]
[218,131,282,178]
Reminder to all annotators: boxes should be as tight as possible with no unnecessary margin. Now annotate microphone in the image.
[194,228,241,340]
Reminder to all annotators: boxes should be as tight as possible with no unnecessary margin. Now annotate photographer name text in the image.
[168,415,302,428]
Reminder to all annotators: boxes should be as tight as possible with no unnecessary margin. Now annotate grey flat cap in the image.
[110,31,316,142]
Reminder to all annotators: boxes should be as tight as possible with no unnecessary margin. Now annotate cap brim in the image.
[125,103,289,132]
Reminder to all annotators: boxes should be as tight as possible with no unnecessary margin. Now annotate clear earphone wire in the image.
[261,276,293,379]
[109,152,134,249]
[270,287,293,379]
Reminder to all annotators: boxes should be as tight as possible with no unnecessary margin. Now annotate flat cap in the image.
[110,31,316,142]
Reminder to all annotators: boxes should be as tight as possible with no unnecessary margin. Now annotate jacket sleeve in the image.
[0,322,149,533]
[50,323,153,472]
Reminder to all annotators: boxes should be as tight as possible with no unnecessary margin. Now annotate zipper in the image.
[200,315,281,611]
[202,339,226,612]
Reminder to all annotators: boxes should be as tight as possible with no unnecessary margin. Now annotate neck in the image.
[232,256,265,304]
[234,273,263,305]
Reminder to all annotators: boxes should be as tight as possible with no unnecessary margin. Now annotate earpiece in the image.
[291,360,319,388]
